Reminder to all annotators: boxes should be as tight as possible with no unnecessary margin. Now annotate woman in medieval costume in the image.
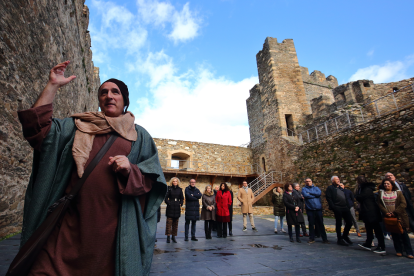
[17,61,167,275]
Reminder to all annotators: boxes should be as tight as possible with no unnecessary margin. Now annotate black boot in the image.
[228,222,233,236]
[166,236,170,243]
[171,236,177,243]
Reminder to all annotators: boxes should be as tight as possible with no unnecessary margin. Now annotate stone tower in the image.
[247,37,312,147]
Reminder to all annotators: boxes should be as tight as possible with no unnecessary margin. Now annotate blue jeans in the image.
[274,216,284,230]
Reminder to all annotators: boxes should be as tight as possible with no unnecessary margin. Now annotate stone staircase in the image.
[249,171,284,204]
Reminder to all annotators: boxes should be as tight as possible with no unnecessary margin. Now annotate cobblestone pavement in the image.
[1,214,413,275]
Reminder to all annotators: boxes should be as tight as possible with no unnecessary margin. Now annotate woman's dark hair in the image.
[379,179,398,191]
[220,182,229,192]
[356,175,368,185]
[284,183,292,191]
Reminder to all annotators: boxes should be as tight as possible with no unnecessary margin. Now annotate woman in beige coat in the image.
[237,181,257,231]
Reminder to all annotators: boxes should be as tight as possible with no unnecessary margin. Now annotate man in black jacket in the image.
[326,176,353,246]
[339,183,361,237]
[184,179,202,241]
[385,172,414,232]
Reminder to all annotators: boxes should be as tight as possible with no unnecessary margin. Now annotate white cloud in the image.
[90,0,148,57]
[132,55,257,146]
[349,55,414,83]
[137,0,174,26]
[137,0,201,43]
[168,3,199,43]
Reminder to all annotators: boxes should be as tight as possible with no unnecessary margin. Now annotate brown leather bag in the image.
[383,217,404,234]
[6,134,118,276]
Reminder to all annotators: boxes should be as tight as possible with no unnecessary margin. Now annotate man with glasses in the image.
[302,178,329,244]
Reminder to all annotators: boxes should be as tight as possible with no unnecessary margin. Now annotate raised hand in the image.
[33,60,77,108]
[49,61,76,87]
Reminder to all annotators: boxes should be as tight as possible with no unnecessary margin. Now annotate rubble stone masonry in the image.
[294,105,414,216]
[0,0,100,238]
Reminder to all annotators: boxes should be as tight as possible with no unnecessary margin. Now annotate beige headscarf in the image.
[71,111,137,178]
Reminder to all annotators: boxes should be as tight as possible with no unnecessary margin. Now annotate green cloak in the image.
[20,117,167,276]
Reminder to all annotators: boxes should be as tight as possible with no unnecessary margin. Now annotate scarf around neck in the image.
[71,111,137,178]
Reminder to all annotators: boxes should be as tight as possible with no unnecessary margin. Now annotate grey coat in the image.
[201,193,216,221]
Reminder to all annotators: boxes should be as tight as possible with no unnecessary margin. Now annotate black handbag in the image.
[6,134,118,276]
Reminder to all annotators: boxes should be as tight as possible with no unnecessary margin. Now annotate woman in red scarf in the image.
[215,183,232,238]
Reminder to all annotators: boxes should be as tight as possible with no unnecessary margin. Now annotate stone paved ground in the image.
[1,214,413,275]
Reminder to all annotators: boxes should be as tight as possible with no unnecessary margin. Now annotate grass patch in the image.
[0,231,21,242]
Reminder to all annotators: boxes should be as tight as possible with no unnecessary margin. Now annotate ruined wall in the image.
[154,138,254,174]
[332,78,414,107]
[300,67,337,105]
[294,104,414,215]
[246,84,265,148]
[0,0,100,238]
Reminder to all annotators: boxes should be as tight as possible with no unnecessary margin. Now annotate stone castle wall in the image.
[294,104,414,215]
[0,0,100,238]
[154,138,254,174]
[300,66,337,105]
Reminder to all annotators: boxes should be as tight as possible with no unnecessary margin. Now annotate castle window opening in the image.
[363,82,370,87]
[171,152,191,170]
[262,157,266,172]
[285,114,294,136]
[393,87,399,92]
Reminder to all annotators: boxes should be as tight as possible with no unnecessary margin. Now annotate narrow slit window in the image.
[285,114,294,136]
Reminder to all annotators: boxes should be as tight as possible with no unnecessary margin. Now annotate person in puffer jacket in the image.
[302,178,329,244]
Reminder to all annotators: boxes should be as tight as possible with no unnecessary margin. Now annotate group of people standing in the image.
[163,179,258,242]
[273,172,414,259]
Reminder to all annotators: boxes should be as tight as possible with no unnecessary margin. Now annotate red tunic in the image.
[18,104,152,276]
[215,190,232,222]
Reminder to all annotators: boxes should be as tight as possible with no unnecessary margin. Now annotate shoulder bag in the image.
[382,192,404,234]
[6,134,118,276]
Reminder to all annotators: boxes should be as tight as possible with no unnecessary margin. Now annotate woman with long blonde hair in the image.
[164,177,184,243]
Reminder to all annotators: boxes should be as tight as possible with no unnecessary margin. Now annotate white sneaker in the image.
[281,229,286,233]
[385,234,391,240]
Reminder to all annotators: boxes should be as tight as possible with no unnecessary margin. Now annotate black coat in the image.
[185,185,202,220]
[283,192,304,226]
[293,189,304,210]
[396,181,414,218]
[355,182,382,224]
[165,185,184,219]
[272,191,285,217]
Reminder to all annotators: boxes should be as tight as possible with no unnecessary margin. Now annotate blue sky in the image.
[86,0,414,146]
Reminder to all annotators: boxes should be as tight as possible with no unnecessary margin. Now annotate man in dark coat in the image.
[184,179,202,241]
[385,172,414,231]
[355,176,385,253]
[339,183,361,237]
[326,176,354,246]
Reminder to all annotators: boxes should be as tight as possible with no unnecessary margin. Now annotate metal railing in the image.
[161,159,263,175]
[290,84,414,144]
[249,171,283,197]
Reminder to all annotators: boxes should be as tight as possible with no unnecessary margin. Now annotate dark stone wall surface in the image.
[295,105,414,216]
[0,0,100,238]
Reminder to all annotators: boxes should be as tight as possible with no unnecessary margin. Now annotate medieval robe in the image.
[17,104,167,276]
